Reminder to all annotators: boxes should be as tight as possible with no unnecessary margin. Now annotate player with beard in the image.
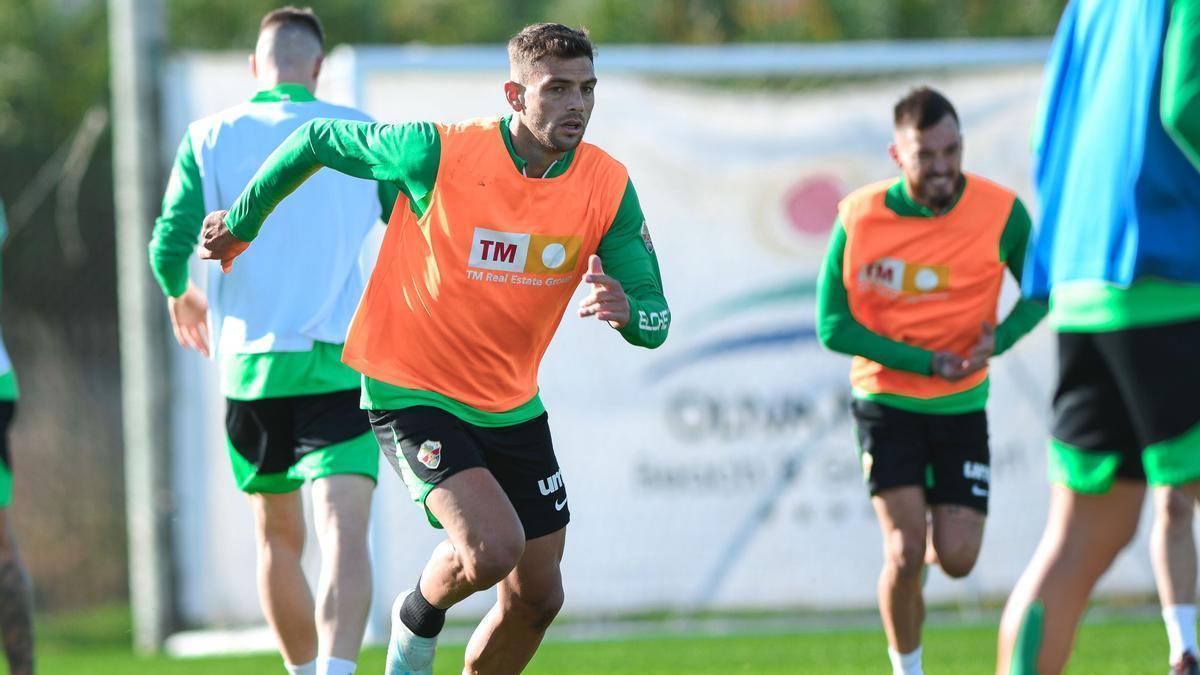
[816,87,1045,675]
[197,23,669,675]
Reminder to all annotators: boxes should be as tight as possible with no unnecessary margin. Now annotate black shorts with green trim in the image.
[1050,319,1200,492]
[0,401,14,508]
[369,406,569,540]
[851,399,991,514]
[225,389,377,494]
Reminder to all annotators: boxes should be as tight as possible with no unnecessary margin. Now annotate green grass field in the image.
[34,606,1169,674]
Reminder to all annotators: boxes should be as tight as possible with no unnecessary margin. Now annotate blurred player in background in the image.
[148,8,397,675]
[1154,484,1200,673]
[817,87,1045,675]
[997,1,1200,673]
[0,200,33,675]
[198,22,669,675]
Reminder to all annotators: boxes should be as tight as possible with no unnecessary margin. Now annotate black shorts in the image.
[1051,319,1200,491]
[0,400,13,472]
[225,389,375,493]
[851,399,991,514]
[369,406,569,540]
[0,401,15,507]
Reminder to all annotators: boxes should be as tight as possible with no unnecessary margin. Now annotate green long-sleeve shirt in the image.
[224,115,669,425]
[816,177,1047,414]
[1164,0,1200,171]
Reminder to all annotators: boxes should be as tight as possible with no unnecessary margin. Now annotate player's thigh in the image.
[476,413,570,541]
[872,485,928,569]
[928,503,985,575]
[1049,331,1144,494]
[369,406,506,535]
[310,473,374,542]
[1096,319,1200,487]
[852,399,928,497]
[247,488,307,545]
[427,468,524,567]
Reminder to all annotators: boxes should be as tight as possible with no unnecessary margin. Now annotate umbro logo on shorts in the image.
[962,461,990,483]
[538,470,564,496]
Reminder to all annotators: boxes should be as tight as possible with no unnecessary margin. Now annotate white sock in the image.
[318,656,357,675]
[285,660,317,675]
[1164,604,1198,662]
[887,645,923,675]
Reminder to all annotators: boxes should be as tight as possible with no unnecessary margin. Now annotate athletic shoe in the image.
[1170,651,1200,675]
[386,589,438,675]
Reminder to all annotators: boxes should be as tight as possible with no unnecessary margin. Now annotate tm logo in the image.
[480,239,519,264]
[860,258,949,294]
[469,227,581,275]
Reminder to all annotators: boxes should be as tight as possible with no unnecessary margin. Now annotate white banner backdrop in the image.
[160,48,1157,633]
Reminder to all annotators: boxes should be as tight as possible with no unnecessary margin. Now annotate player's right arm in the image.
[1163,0,1200,170]
[203,120,440,264]
[816,218,962,378]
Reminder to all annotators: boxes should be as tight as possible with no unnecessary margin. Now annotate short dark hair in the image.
[260,6,325,49]
[893,87,959,130]
[507,23,594,73]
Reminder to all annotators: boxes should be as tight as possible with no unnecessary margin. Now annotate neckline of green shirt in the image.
[499,115,576,178]
[249,83,317,104]
[884,176,967,218]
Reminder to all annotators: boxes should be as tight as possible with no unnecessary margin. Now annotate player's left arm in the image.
[993,197,1048,356]
[582,179,670,349]
[1163,0,1200,170]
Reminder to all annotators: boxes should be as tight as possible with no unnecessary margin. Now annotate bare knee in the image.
[507,584,564,632]
[936,544,979,579]
[1159,489,1196,534]
[460,537,524,589]
[883,529,926,581]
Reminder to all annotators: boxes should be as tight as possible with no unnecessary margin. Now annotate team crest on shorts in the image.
[417,440,442,470]
[861,451,873,479]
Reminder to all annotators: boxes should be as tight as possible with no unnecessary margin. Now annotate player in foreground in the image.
[149,8,393,675]
[996,1,1200,673]
[816,87,1045,675]
[199,22,669,675]
[0,200,33,675]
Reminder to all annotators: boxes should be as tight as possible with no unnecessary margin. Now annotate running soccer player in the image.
[997,1,1200,674]
[149,9,393,675]
[0,200,33,675]
[198,23,669,675]
[816,88,1046,675]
